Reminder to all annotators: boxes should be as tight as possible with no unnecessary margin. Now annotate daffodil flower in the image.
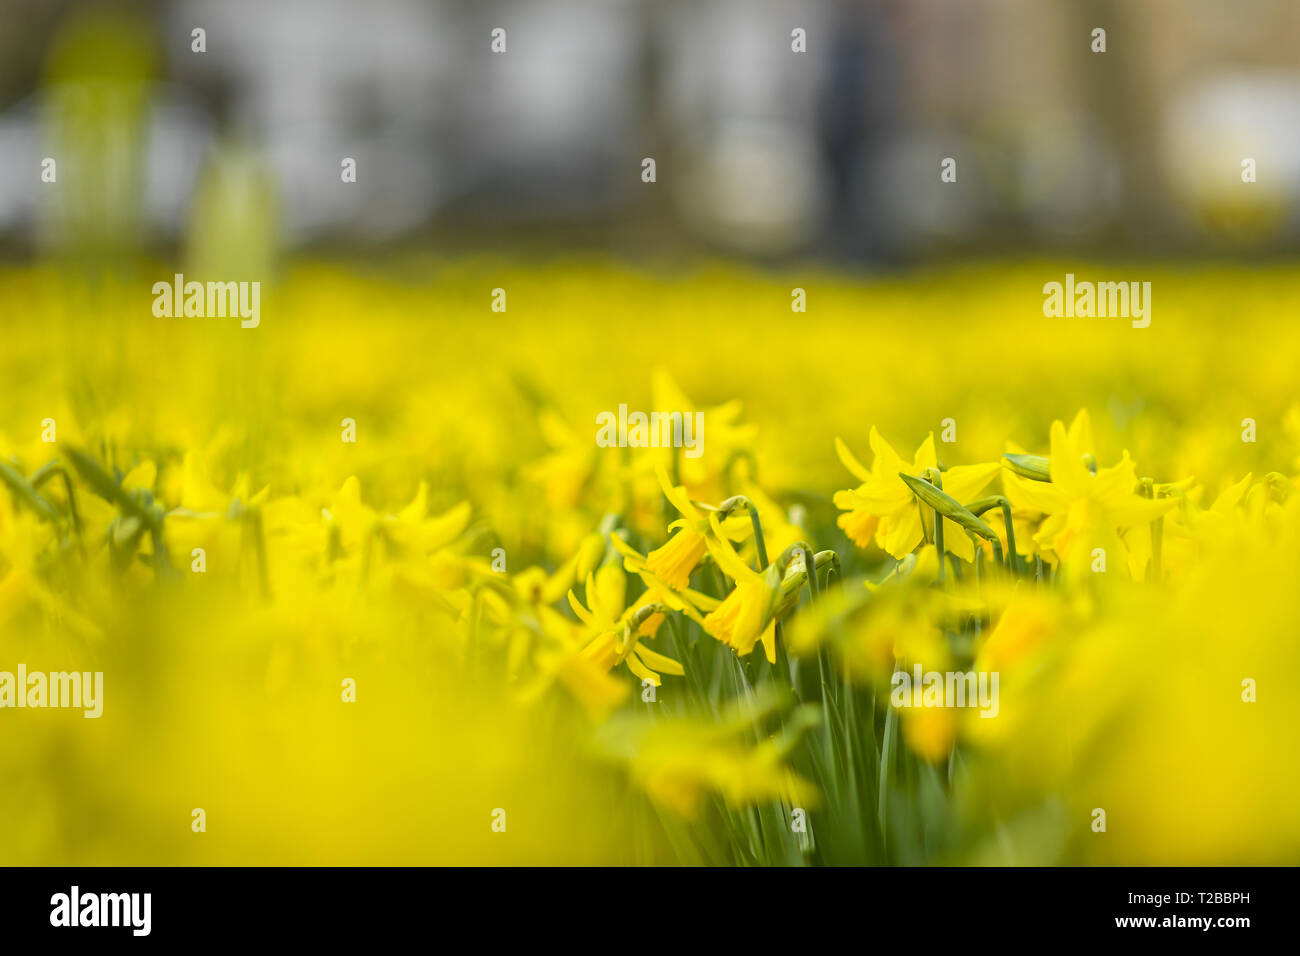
[509,566,633,722]
[520,638,630,722]
[384,482,471,552]
[641,462,750,591]
[834,430,999,562]
[523,407,596,510]
[701,512,787,662]
[323,476,376,554]
[643,461,713,589]
[608,531,718,625]
[567,562,685,686]
[1002,410,1177,570]
[649,367,758,502]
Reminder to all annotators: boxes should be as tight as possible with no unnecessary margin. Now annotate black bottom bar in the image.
[0,866,1278,942]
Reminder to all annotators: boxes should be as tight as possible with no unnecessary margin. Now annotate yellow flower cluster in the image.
[2,260,1298,865]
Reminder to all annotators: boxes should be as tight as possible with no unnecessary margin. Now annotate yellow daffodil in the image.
[522,407,596,510]
[7,257,1300,866]
[567,562,685,686]
[649,367,758,503]
[700,512,785,662]
[640,461,749,591]
[834,430,999,561]
[1002,410,1177,572]
[607,531,719,623]
[643,461,712,589]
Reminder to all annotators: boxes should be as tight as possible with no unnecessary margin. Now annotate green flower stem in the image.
[1140,478,1165,583]
[778,542,820,601]
[717,495,770,570]
[467,585,485,684]
[921,468,944,582]
[667,612,713,717]
[149,506,173,577]
[801,547,820,602]
[772,620,787,686]
[245,506,268,597]
[750,511,770,571]
[879,665,899,847]
[976,537,1004,581]
[934,522,944,581]
[1151,515,1164,583]
[30,462,83,535]
[967,495,1018,573]
[816,550,841,591]
[817,644,831,707]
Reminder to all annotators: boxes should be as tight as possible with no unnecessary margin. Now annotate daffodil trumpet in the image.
[708,493,789,675]
[644,462,755,591]
[701,513,800,663]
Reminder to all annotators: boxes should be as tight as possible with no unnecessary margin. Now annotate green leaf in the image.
[64,447,146,517]
[0,461,58,521]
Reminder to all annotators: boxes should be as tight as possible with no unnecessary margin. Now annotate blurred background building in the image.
[0,0,1297,263]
